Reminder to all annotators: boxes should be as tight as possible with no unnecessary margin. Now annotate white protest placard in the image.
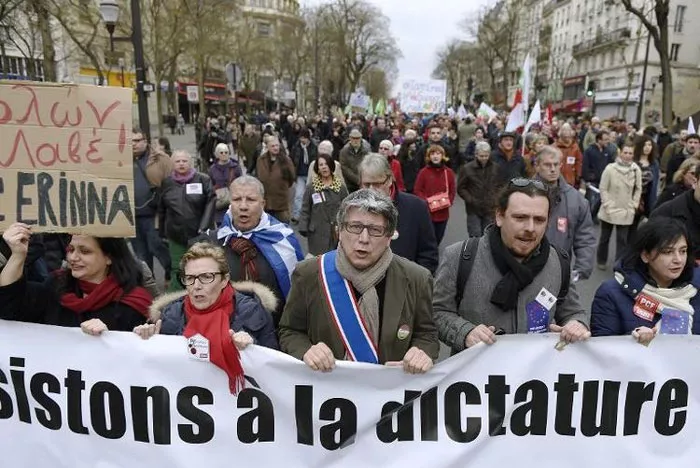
[0,321,697,467]
[0,82,134,236]
[348,92,369,110]
[187,85,199,103]
[400,78,447,114]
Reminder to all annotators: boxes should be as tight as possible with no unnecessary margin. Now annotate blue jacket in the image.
[582,144,614,186]
[591,267,700,337]
[148,281,279,349]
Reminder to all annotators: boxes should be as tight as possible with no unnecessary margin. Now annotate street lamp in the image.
[99,0,151,139]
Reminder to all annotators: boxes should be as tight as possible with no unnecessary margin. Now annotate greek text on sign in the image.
[0,82,134,236]
[400,78,447,114]
[0,321,697,467]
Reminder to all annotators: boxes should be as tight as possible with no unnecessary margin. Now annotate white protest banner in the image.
[400,78,447,114]
[0,321,697,467]
[348,92,369,110]
[0,82,134,236]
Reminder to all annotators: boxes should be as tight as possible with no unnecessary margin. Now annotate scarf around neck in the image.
[183,284,245,394]
[488,226,551,311]
[335,245,393,345]
[312,174,342,193]
[172,168,196,184]
[60,275,152,318]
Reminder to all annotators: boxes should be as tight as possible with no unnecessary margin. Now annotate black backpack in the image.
[454,237,571,308]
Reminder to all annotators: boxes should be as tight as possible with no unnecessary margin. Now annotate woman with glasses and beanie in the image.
[591,218,700,345]
[135,243,278,393]
[413,145,456,245]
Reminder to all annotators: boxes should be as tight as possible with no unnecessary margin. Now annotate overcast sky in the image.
[302,0,493,85]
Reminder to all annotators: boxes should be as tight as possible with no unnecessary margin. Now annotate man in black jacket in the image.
[358,153,438,274]
[369,117,392,152]
[651,164,700,259]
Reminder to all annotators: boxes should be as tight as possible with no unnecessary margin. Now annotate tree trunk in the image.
[156,86,165,137]
[197,57,206,118]
[31,0,57,82]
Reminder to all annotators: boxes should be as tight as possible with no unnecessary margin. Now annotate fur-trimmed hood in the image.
[148,281,278,323]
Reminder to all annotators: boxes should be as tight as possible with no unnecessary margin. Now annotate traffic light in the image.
[586,80,596,97]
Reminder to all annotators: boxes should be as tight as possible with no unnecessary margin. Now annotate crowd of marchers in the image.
[0,108,699,393]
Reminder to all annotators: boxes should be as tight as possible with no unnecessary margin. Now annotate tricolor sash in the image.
[319,250,379,364]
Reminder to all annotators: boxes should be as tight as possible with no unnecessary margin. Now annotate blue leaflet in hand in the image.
[659,309,690,335]
[526,300,549,334]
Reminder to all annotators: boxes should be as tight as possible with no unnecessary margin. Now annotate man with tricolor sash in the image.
[279,189,439,373]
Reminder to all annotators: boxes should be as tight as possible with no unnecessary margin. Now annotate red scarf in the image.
[183,284,245,395]
[60,275,152,317]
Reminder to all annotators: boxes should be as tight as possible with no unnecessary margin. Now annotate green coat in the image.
[279,254,440,363]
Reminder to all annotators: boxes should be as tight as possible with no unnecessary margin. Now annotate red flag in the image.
[545,104,553,125]
[511,88,523,110]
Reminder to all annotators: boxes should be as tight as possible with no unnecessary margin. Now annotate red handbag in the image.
[426,170,451,213]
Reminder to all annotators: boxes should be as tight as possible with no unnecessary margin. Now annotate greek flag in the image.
[217,211,304,298]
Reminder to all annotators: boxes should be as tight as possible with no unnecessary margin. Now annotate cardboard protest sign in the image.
[0,82,134,236]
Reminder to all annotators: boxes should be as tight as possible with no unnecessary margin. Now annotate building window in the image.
[674,5,686,33]
[670,43,681,61]
[258,22,271,36]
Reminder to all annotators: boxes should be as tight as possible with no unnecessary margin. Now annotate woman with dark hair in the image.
[0,223,152,334]
[413,145,457,245]
[591,218,700,344]
[298,153,348,255]
[629,135,661,240]
[154,136,172,157]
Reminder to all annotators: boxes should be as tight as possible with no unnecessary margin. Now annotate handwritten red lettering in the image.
[68,131,82,164]
[118,122,126,153]
[0,99,11,124]
[86,128,102,164]
[86,100,121,128]
[36,143,60,166]
[3,130,37,169]
[14,85,45,127]
[50,100,83,128]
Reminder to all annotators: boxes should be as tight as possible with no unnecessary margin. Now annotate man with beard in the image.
[491,132,528,188]
[433,179,590,353]
[666,133,700,182]
[369,117,392,152]
[534,146,596,281]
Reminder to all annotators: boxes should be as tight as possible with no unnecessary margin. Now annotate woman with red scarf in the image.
[413,145,456,244]
[135,242,278,394]
[0,223,152,333]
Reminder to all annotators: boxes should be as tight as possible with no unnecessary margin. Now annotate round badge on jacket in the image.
[397,325,411,341]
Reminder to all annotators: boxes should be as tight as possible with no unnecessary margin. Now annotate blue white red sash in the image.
[318,250,379,364]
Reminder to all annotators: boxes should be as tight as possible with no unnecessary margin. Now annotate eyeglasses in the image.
[133,138,145,143]
[509,178,546,191]
[361,175,391,189]
[180,272,225,286]
[342,222,388,237]
[219,151,230,154]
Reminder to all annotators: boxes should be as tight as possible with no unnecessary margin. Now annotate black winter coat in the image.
[651,190,700,259]
[159,173,216,246]
[0,276,147,331]
[390,191,439,274]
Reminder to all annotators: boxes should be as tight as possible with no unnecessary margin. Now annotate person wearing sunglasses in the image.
[280,189,439,374]
[135,242,278,361]
[433,178,591,352]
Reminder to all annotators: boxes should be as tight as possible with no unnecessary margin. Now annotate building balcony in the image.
[572,28,631,56]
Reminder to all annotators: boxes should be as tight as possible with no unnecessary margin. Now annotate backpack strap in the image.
[455,237,481,308]
[553,246,571,302]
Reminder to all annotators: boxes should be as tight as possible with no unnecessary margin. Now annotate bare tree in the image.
[620,0,672,126]
[29,0,57,81]
[620,13,648,122]
[0,0,25,74]
[143,0,188,135]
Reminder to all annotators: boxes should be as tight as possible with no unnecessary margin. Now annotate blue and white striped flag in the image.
[217,211,304,298]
